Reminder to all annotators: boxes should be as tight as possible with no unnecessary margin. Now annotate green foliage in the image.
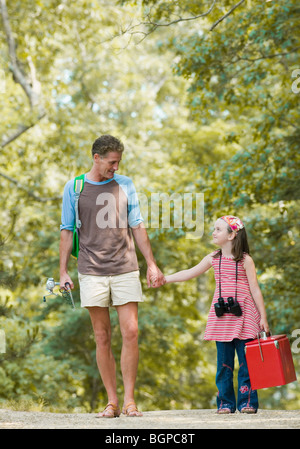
[0,0,299,412]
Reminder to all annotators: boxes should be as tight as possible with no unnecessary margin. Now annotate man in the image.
[60,135,164,417]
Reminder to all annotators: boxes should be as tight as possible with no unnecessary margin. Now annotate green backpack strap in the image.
[74,174,85,229]
[71,174,85,259]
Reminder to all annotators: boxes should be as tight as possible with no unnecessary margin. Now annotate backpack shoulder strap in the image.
[73,174,85,229]
[74,174,85,194]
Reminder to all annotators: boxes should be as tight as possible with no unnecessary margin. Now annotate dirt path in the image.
[0,408,299,429]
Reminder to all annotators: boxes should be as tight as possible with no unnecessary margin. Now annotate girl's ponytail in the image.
[231,227,250,261]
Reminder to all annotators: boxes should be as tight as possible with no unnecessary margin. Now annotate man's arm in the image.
[59,229,74,289]
[131,222,165,287]
[59,179,76,289]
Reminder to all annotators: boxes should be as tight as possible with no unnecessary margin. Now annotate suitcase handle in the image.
[258,331,271,339]
[257,331,271,362]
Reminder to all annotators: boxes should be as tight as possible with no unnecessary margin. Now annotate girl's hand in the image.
[260,317,270,334]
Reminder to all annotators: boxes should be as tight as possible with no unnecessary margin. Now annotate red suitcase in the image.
[245,333,297,390]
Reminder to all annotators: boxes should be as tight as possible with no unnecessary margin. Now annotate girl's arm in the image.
[165,254,213,284]
[244,254,269,333]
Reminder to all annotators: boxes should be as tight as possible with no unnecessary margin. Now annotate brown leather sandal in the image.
[122,401,143,417]
[96,402,121,418]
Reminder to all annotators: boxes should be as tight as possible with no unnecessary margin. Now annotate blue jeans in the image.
[216,339,258,412]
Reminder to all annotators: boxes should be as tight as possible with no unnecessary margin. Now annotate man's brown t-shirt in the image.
[61,174,144,276]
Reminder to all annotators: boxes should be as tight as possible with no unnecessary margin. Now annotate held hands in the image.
[151,275,166,288]
[147,265,166,288]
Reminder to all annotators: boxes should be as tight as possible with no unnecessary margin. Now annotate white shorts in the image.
[78,270,143,308]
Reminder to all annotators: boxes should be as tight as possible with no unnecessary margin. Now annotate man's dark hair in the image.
[92,135,124,158]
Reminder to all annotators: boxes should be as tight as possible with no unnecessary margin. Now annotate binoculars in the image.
[214,297,242,317]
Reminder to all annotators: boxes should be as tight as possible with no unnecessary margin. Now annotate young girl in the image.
[161,215,269,414]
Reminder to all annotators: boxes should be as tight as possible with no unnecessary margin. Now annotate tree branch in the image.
[210,0,245,31]
[1,0,45,110]
[1,112,46,148]
[99,1,217,45]
[141,0,217,32]
[1,0,41,107]
[237,46,300,62]
[0,0,32,102]
[0,171,62,203]
[0,0,46,147]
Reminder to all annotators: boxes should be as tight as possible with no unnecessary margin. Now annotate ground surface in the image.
[0,408,299,429]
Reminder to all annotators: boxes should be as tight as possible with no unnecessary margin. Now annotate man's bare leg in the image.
[88,306,119,413]
[116,302,142,416]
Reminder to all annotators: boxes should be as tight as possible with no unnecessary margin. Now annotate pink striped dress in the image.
[204,253,261,342]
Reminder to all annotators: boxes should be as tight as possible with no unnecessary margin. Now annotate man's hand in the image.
[60,273,74,290]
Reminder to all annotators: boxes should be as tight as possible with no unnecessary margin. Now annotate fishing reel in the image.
[43,278,75,309]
